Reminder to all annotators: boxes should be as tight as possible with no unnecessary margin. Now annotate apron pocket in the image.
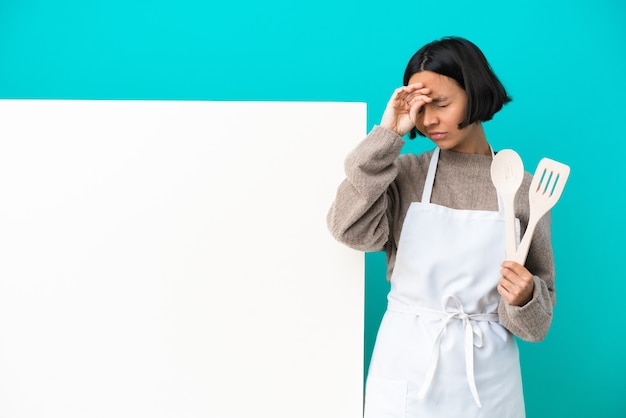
[363,376,407,418]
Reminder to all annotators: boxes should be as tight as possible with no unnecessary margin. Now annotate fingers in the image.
[499,262,534,291]
[390,86,431,124]
[380,83,432,135]
[501,260,528,274]
[404,96,430,130]
[498,261,534,306]
[407,93,432,107]
[391,83,432,107]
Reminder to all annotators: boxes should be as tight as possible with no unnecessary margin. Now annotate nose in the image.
[422,106,438,127]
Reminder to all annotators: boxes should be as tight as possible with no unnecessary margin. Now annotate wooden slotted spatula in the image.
[513,158,570,265]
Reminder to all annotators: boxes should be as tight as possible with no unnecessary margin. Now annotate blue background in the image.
[2,0,625,416]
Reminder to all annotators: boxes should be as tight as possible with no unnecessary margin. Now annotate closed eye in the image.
[432,97,450,108]
[417,103,448,114]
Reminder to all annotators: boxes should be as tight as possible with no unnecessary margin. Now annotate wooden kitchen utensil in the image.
[491,149,525,260]
[513,158,570,265]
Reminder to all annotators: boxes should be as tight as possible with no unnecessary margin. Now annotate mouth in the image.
[428,131,447,140]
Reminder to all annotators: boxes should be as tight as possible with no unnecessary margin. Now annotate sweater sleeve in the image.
[498,210,556,342]
[326,126,405,252]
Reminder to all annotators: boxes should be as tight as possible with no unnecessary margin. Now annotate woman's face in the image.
[408,71,487,154]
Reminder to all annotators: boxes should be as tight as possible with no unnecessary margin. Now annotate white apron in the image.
[364,148,525,418]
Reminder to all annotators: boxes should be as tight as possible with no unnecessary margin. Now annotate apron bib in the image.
[364,148,525,418]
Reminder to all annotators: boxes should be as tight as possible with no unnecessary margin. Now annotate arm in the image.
[326,126,405,251]
[497,212,556,342]
[327,83,432,251]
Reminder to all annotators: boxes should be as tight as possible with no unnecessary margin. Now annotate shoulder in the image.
[394,149,434,190]
[397,149,434,167]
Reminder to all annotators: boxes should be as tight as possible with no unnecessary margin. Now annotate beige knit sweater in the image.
[327,126,555,342]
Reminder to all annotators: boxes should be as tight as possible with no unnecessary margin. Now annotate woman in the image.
[327,37,555,417]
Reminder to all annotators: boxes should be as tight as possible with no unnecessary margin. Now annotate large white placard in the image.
[0,100,365,418]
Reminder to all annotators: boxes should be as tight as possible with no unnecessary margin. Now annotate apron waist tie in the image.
[388,295,499,408]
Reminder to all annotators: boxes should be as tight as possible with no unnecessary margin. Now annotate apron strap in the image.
[388,297,499,408]
[421,146,504,214]
[420,148,439,203]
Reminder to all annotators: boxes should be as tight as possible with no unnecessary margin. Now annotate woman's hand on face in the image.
[380,83,432,136]
[498,261,535,307]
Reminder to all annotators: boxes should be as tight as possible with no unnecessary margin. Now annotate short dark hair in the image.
[403,36,512,139]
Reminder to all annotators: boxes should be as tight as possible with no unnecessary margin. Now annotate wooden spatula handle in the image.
[513,215,537,265]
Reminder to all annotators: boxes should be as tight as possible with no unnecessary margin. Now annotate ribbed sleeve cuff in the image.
[499,276,554,342]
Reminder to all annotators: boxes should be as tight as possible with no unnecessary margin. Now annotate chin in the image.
[429,139,455,150]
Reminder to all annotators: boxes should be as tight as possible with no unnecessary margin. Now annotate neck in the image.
[453,123,490,155]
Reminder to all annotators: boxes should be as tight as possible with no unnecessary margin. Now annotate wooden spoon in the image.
[490,149,525,260]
